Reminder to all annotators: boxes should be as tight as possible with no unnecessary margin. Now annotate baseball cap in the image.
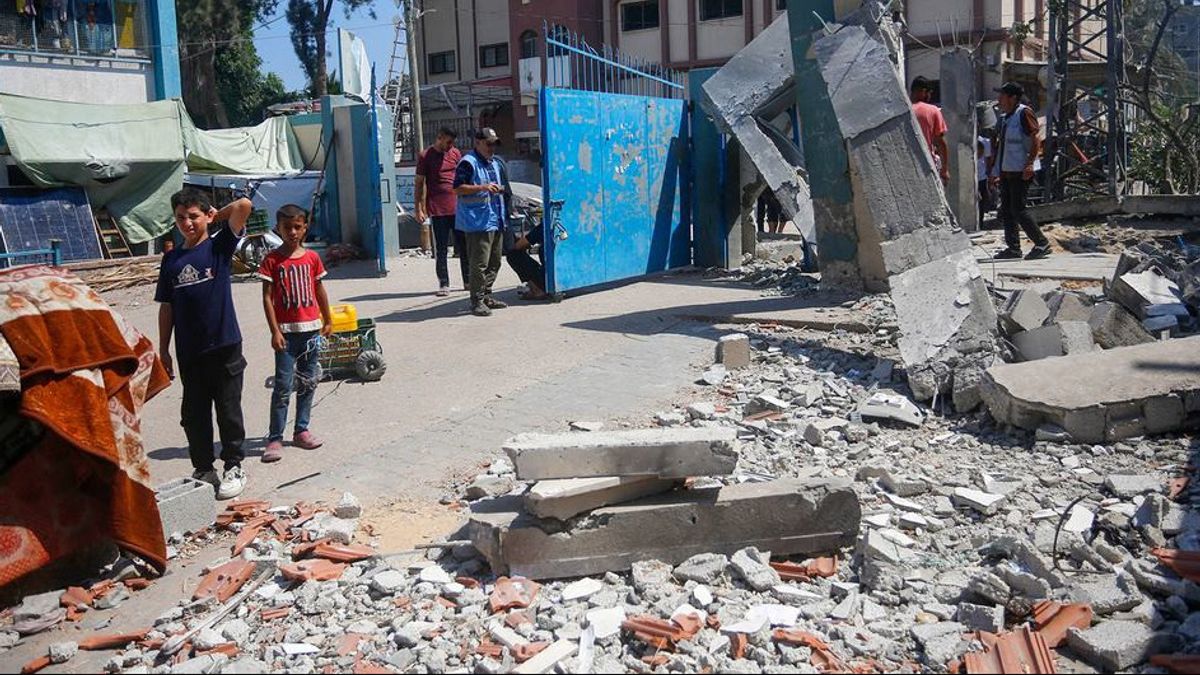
[995,81,1024,98]
[474,127,500,144]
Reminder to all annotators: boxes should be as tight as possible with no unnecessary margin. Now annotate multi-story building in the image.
[412,0,1096,166]
[0,0,180,105]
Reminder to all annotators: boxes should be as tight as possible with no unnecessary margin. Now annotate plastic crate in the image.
[319,318,379,374]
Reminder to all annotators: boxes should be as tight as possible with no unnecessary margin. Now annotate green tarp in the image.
[0,94,307,246]
[182,115,305,175]
[0,93,185,244]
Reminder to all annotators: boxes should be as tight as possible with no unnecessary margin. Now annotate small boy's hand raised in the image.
[271,331,286,352]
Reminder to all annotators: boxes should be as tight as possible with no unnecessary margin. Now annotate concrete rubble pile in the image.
[4,332,1200,674]
[980,242,1200,442]
[467,426,862,580]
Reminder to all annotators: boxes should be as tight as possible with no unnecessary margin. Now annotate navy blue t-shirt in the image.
[155,227,242,363]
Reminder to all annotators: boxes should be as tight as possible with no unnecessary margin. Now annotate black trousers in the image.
[431,215,469,289]
[178,342,247,471]
[999,173,1048,250]
[506,249,545,290]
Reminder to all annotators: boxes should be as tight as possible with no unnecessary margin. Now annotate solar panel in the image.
[0,187,103,266]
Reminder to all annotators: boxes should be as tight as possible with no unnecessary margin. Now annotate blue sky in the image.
[254,3,405,93]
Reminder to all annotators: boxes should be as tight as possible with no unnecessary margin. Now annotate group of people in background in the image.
[910,77,1051,262]
[414,126,549,316]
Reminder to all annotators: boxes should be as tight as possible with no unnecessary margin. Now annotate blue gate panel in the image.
[542,88,689,294]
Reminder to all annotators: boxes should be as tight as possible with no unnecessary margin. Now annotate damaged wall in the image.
[807,11,999,404]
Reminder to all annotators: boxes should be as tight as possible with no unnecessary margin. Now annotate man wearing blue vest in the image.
[988,82,1051,261]
[453,128,511,317]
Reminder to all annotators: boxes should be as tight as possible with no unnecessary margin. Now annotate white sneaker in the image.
[192,469,219,495]
[217,465,246,500]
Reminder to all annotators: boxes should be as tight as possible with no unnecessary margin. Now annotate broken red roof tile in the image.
[65,606,85,623]
[88,579,116,597]
[279,559,347,583]
[196,643,239,658]
[337,634,366,657]
[474,639,504,660]
[504,610,532,629]
[292,539,326,559]
[731,633,748,660]
[292,503,320,527]
[1031,601,1093,649]
[436,597,457,610]
[193,559,256,603]
[1151,654,1200,674]
[1152,547,1200,583]
[20,656,51,674]
[622,615,702,651]
[743,410,784,422]
[456,576,480,589]
[79,629,151,651]
[512,642,550,663]
[312,543,375,563]
[772,630,847,672]
[60,586,93,609]
[123,578,152,591]
[260,607,291,621]
[394,596,413,610]
[963,626,1056,675]
[771,556,838,582]
[488,577,540,614]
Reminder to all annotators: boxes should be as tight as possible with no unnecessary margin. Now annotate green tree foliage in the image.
[286,0,375,98]
[178,0,299,129]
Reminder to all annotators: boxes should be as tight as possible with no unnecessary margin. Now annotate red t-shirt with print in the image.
[257,248,327,333]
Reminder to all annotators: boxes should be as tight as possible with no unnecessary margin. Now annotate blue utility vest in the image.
[455,151,507,233]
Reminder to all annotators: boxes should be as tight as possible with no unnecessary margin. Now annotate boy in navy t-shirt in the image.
[156,189,252,500]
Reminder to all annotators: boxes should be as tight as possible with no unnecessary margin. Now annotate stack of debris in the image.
[1108,240,1200,337]
[467,427,862,580]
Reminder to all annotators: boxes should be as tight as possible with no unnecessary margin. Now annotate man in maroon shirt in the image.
[415,127,467,295]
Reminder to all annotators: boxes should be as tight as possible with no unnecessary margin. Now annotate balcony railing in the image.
[0,1,150,60]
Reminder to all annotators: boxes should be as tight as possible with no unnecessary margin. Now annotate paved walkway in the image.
[111,255,827,505]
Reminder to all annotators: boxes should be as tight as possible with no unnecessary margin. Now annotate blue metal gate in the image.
[540,27,691,294]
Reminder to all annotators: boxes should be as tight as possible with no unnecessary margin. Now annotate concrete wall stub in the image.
[503,428,740,481]
[940,48,979,232]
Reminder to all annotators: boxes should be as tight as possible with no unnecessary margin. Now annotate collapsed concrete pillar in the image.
[980,336,1200,443]
[700,16,816,263]
[941,48,979,232]
[469,478,861,580]
[810,18,999,402]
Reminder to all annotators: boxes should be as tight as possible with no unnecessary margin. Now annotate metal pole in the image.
[405,0,426,153]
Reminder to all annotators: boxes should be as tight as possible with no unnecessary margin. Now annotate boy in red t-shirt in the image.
[257,205,333,463]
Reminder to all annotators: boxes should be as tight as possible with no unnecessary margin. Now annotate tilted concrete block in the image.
[524,476,681,522]
[1000,290,1051,336]
[1012,325,1065,362]
[1088,302,1154,350]
[155,477,216,541]
[717,333,752,369]
[503,428,739,481]
[1109,269,1182,319]
[1045,292,1094,324]
[469,478,861,580]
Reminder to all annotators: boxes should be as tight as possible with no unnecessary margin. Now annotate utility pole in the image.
[405,0,426,154]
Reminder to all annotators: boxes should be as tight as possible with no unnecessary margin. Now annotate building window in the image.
[479,42,509,68]
[429,50,456,75]
[700,0,743,21]
[520,30,538,59]
[621,1,660,32]
[0,0,150,59]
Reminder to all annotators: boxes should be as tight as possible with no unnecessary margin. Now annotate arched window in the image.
[520,30,538,59]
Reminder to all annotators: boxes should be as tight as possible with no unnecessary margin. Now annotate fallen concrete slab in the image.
[973,252,1119,282]
[469,478,861,580]
[503,428,739,481]
[980,336,1200,443]
[699,15,816,255]
[811,22,999,403]
[1028,194,1200,225]
[524,476,682,522]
